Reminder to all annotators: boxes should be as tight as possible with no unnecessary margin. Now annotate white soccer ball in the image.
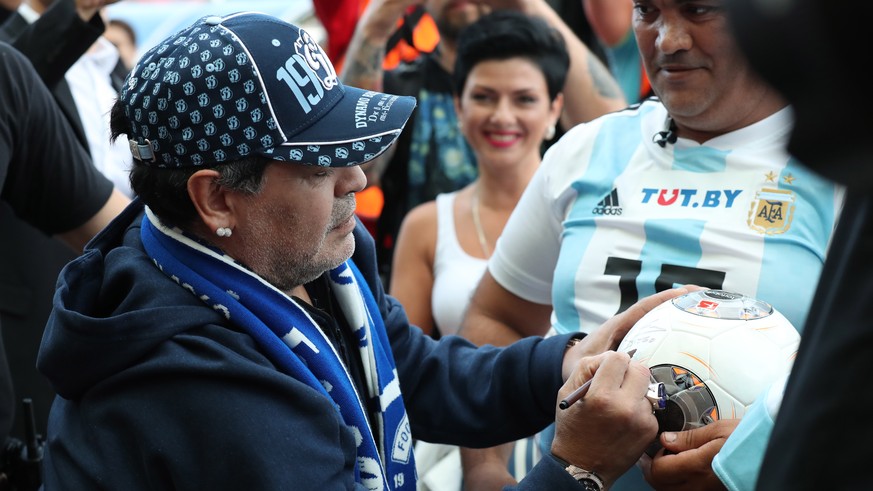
[617,289,799,432]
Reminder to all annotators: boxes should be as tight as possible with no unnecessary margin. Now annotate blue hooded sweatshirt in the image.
[37,199,583,490]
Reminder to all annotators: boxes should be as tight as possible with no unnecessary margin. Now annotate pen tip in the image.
[627,348,637,358]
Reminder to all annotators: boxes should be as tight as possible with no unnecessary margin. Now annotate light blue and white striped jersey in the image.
[490,99,843,335]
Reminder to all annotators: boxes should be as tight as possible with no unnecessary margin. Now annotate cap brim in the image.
[263,86,417,167]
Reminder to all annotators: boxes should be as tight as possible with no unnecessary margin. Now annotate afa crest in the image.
[747,188,795,235]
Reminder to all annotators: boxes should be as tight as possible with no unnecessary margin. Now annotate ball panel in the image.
[648,332,715,381]
[616,301,674,353]
[747,310,801,348]
[706,378,748,419]
[710,326,795,405]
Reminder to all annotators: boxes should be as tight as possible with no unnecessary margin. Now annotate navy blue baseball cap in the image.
[120,11,416,168]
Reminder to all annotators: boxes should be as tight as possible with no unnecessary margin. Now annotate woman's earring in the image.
[216,227,233,238]
[544,125,556,141]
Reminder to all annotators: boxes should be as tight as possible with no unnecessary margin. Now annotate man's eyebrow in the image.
[675,0,721,4]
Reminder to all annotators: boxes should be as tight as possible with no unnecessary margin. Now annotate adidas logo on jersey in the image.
[593,188,623,216]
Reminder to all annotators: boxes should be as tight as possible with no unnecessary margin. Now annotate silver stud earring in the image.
[216,227,232,238]
[544,125,556,141]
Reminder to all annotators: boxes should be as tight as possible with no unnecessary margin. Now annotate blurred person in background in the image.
[0,0,124,450]
[103,17,136,70]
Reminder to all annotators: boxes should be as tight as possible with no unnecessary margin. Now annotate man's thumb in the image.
[659,424,716,452]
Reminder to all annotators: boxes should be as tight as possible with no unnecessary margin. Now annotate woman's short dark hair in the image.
[109,100,269,228]
[452,11,570,101]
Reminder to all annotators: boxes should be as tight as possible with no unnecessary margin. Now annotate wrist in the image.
[77,7,98,22]
[561,333,586,380]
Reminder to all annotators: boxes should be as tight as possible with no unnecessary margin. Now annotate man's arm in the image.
[341,0,412,91]
[0,42,126,248]
[340,0,417,187]
[56,188,129,252]
[458,271,553,346]
[356,217,686,488]
[4,0,113,88]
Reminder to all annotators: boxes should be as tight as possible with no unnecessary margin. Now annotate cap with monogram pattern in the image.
[120,11,416,168]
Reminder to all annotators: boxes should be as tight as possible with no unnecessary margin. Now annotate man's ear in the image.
[187,169,235,233]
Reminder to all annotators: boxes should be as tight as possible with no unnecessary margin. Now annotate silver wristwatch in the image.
[565,464,605,491]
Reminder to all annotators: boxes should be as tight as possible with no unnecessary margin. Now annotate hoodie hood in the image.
[37,199,225,399]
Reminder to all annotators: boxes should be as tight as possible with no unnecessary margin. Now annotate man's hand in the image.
[552,351,659,487]
[641,419,739,491]
[562,287,700,381]
[357,0,423,42]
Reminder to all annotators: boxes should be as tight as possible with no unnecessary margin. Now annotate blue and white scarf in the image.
[140,208,415,490]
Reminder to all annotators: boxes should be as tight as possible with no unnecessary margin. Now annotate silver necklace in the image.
[471,187,490,257]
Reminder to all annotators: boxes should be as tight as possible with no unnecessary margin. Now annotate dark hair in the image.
[108,18,137,46]
[109,100,269,228]
[452,11,570,101]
